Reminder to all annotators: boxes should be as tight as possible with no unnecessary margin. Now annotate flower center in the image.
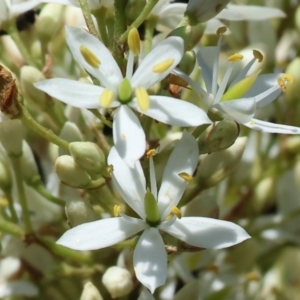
[118,78,132,104]
[144,191,161,227]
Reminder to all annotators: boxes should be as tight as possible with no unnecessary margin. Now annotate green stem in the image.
[88,177,106,189]
[93,7,110,47]
[0,215,24,237]
[89,109,112,127]
[119,0,159,43]
[10,156,33,233]
[4,189,18,223]
[79,0,99,38]
[19,105,69,151]
[144,17,157,55]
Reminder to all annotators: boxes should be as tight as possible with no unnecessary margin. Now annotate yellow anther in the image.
[146,149,156,158]
[277,76,287,92]
[178,172,193,183]
[114,204,122,217]
[107,164,114,174]
[100,89,114,108]
[216,26,227,35]
[135,87,150,111]
[0,197,8,207]
[80,45,100,68]
[246,272,260,282]
[128,27,141,56]
[253,50,263,62]
[171,206,182,219]
[228,53,243,62]
[282,73,294,84]
[152,59,174,73]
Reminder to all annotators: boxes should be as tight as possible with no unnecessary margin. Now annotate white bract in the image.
[35,26,211,167]
[176,33,300,134]
[56,131,250,293]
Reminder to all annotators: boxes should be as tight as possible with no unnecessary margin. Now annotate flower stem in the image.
[144,17,157,55]
[0,215,24,237]
[79,0,99,38]
[18,105,69,151]
[4,189,19,223]
[93,7,110,47]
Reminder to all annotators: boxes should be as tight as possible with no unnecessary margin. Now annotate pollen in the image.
[228,53,243,62]
[135,87,150,112]
[171,206,182,219]
[277,76,287,92]
[107,164,114,174]
[128,27,141,56]
[216,26,227,35]
[253,50,263,62]
[152,59,174,73]
[80,45,100,68]
[282,73,294,84]
[178,172,193,183]
[114,204,122,217]
[100,89,114,108]
[146,149,156,158]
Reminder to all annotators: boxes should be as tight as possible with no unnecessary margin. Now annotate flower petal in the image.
[65,26,123,93]
[34,78,104,108]
[158,131,199,219]
[131,37,184,90]
[131,96,212,126]
[57,217,147,250]
[108,147,146,219]
[138,289,156,300]
[113,105,146,167]
[10,0,41,16]
[160,217,250,249]
[134,228,167,293]
[214,97,256,124]
[244,118,300,134]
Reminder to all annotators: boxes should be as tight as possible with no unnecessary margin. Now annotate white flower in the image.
[41,0,113,10]
[56,131,250,293]
[175,34,300,134]
[35,26,211,166]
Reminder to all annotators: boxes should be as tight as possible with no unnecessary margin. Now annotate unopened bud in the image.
[55,155,91,188]
[285,58,300,103]
[0,120,23,156]
[102,266,133,298]
[253,177,275,213]
[126,0,146,23]
[177,51,196,75]
[197,119,239,154]
[80,282,103,300]
[69,142,106,175]
[0,159,12,191]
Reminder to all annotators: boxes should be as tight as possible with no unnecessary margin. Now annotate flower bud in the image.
[102,266,133,298]
[80,282,103,300]
[0,159,12,191]
[0,120,23,156]
[126,0,146,22]
[197,119,239,154]
[253,177,275,213]
[20,66,50,109]
[185,0,230,25]
[55,155,91,188]
[65,197,98,227]
[69,142,106,175]
[285,58,300,103]
[177,51,196,76]
[35,4,65,44]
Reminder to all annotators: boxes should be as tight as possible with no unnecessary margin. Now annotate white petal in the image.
[34,78,104,108]
[10,0,41,16]
[133,228,167,293]
[0,281,38,297]
[160,217,250,249]
[131,37,184,90]
[214,97,256,124]
[65,26,123,93]
[131,96,211,126]
[57,217,147,250]
[204,19,230,35]
[113,105,146,167]
[244,118,300,134]
[138,289,156,300]
[243,74,281,107]
[225,4,286,20]
[108,147,146,219]
[158,131,199,219]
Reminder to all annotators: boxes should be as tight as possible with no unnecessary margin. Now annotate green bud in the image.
[35,3,65,44]
[55,155,91,188]
[69,142,106,175]
[0,159,12,191]
[20,66,50,109]
[125,0,146,22]
[65,197,98,227]
[177,51,196,76]
[144,191,160,226]
[0,120,23,157]
[253,177,275,213]
[118,78,132,103]
[285,58,300,103]
[80,282,103,300]
[168,24,205,51]
[197,119,239,154]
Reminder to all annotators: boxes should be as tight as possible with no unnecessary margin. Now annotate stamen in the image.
[253,50,263,62]
[217,26,227,35]
[107,165,114,174]
[171,206,182,219]
[178,172,193,183]
[282,73,294,84]
[114,204,122,217]
[228,53,243,62]
[128,27,140,56]
[135,87,150,111]
[80,45,100,68]
[146,149,156,158]
[100,89,114,108]
[152,59,174,73]
[277,76,286,92]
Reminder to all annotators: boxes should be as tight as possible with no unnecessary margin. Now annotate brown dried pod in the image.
[0,64,20,118]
